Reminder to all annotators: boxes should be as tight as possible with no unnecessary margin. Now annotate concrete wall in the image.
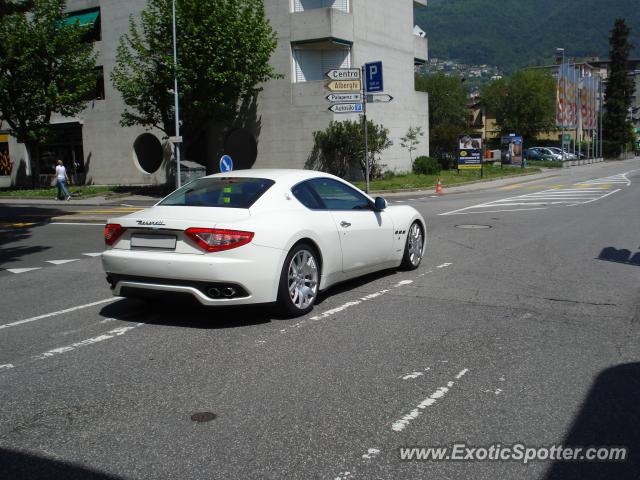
[255,0,429,175]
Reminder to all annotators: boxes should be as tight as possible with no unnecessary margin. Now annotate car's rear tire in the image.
[276,243,320,317]
[400,221,424,270]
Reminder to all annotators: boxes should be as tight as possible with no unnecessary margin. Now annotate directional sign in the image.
[365,61,384,93]
[326,93,362,103]
[326,68,361,81]
[219,154,233,173]
[328,103,363,114]
[325,80,361,92]
[366,94,394,103]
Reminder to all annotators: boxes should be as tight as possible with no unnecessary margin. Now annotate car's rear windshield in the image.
[159,177,275,208]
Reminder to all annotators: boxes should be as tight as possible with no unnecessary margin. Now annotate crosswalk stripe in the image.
[82,253,102,257]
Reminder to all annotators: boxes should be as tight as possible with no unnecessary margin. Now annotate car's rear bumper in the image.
[101,245,286,306]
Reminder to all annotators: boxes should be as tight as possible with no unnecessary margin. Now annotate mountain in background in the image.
[415,0,640,73]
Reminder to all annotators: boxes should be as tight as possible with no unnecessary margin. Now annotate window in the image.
[159,177,275,209]
[292,181,324,209]
[89,66,105,100]
[64,8,101,42]
[308,178,371,211]
[293,47,350,82]
[292,0,349,13]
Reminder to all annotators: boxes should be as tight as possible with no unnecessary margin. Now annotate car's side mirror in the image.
[374,196,387,211]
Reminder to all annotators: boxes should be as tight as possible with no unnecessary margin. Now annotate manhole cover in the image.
[455,224,492,229]
[190,412,217,423]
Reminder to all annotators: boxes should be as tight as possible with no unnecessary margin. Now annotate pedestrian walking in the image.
[55,159,72,200]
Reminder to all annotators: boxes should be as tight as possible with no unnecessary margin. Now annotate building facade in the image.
[1,0,429,186]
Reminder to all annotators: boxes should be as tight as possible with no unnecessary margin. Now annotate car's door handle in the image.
[340,221,351,228]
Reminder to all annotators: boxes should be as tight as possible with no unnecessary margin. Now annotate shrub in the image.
[413,156,440,175]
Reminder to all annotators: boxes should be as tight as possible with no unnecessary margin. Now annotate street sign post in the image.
[219,154,233,173]
[328,103,363,114]
[365,94,393,103]
[325,80,361,92]
[326,93,362,103]
[364,61,384,93]
[325,68,361,81]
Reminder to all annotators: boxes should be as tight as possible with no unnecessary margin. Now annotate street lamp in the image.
[556,48,566,158]
[172,0,182,189]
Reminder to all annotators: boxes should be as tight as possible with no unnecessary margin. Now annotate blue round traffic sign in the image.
[219,154,233,173]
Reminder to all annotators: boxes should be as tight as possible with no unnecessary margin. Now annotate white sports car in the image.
[102,169,426,316]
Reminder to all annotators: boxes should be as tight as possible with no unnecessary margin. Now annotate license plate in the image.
[130,234,177,249]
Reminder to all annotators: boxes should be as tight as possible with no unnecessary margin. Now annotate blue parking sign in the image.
[365,61,383,93]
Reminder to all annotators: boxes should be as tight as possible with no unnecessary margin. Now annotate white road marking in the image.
[5,267,42,274]
[402,371,424,380]
[391,368,469,432]
[35,325,142,360]
[362,448,381,460]
[440,171,633,216]
[46,259,80,265]
[0,364,15,370]
[436,262,452,268]
[0,298,117,331]
[83,252,103,257]
[393,280,413,287]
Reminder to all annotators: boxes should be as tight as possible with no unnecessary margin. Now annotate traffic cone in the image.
[435,178,443,195]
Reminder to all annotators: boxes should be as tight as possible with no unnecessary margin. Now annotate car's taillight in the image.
[104,223,126,246]
[185,228,254,252]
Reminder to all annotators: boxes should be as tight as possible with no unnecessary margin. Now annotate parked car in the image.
[524,147,555,161]
[102,169,426,317]
[547,147,577,160]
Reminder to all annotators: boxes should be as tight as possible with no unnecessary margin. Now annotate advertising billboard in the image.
[458,134,483,170]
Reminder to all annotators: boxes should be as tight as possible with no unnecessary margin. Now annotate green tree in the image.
[415,73,467,160]
[400,126,424,165]
[111,0,280,158]
[0,0,97,184]
[306,117,392,180]
[481,69,556,143]
[603,18,635,148]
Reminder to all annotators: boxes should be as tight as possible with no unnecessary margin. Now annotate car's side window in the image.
[291,181,324,210]
[308,178,371,211]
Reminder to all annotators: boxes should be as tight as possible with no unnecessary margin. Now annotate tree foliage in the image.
[0,0,33,16]
[481,69,556,143]
[306,118,392,180]
[400,126,424,164]
[0,0,97,181]
[111,0,280,149]
[603,18,635,147]
[416,73,468,160]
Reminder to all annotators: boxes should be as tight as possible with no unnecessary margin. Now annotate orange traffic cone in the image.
[435,178,443,195]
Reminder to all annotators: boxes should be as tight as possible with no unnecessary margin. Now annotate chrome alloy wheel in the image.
[287,249,318,310]
[407,223,424,267]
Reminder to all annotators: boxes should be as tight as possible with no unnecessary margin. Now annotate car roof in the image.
[203,169,342,186]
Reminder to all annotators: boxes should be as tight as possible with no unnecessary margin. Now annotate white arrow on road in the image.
[46,259,80,265]
[5,268,42,274]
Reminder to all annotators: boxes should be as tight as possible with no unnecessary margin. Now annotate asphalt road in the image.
[1,159,639,480]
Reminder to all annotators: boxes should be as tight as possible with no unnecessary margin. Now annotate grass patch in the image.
[0,184,174,199]
[354,164,541,192]
[0,185,115,198]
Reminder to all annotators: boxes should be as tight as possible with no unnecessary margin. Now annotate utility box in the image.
[180,160,206,186]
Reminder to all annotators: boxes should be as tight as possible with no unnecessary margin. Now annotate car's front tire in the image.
[400,221,424,270]
[276,243,320,317]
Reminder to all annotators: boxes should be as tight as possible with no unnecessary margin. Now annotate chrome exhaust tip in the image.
[207,287,221,298]
[222,287,236,298]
